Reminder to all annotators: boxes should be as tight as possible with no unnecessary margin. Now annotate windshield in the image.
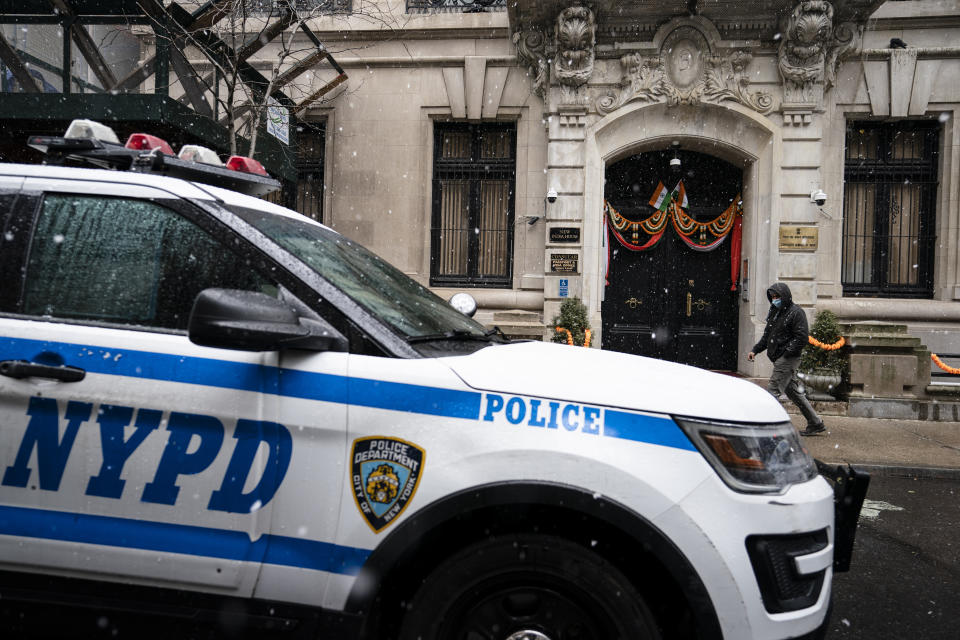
[227,205,490,341]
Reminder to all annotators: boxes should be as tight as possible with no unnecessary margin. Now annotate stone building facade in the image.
[265,0,960,379]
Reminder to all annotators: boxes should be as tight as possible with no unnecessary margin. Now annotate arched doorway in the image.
[601,149,742,370]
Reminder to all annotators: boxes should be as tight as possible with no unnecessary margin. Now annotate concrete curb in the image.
[816,461,960,480]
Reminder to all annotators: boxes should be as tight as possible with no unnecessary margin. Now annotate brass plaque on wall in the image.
[550,253,579,273]
[549,227,581,243]
[779,226,819,251]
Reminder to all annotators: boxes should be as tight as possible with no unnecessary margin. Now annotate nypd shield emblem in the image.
[351,437,425,533]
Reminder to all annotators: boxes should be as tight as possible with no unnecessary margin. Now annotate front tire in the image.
[398,534,662,640]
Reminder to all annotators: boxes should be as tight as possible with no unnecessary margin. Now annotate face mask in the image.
[771,298,782,308]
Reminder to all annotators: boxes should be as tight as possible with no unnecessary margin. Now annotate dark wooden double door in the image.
[601,150,741,370]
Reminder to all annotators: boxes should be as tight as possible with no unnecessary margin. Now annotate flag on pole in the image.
[672,180,688,209]
[648,181,670,210]
[648,180,689,210]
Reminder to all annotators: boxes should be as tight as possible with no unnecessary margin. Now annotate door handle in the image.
[0,360,86,382]
[686,293,692,317]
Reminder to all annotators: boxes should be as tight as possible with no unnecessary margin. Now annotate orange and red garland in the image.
[605,187,743,291]
[555,327,591,347]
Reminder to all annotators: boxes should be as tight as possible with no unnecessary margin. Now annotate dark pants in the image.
[768,355,822,427]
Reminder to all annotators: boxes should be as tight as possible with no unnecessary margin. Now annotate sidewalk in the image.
[787,413,960,478]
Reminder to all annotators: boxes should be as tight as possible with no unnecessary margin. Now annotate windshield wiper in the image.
[406,329,499,344]
[484,326,510,341]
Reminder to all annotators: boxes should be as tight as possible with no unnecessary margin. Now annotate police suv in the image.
[0,121,866,639]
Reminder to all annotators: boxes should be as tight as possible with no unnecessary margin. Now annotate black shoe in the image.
[801,422,826,436]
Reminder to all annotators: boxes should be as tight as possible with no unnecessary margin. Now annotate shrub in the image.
[551,298,591,346]
[800,310,846,376]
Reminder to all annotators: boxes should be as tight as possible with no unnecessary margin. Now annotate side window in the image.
[22,194,272,330]
[842,121,939,298]
[430,122,516,288]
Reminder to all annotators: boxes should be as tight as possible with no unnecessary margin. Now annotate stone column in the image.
[543,106,588,331]
[541,3,596,333]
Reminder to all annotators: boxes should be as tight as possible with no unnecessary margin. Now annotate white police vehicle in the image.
[0,121,866,639]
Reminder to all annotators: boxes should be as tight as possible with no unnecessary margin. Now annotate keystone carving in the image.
[555,3,596,89]
[778,0,861,106]
[597,27,774,115]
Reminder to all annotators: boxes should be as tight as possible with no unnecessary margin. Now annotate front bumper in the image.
[665,459,869,639]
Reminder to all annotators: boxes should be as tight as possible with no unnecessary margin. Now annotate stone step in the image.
[486,309,546,341]
[781,399,849,416]
[492,310,542,323]
[745,377,848,415]
[927,382,960,398]
[488,321,546,340]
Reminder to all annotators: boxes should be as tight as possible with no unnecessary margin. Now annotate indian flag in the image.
[648,180,689,210]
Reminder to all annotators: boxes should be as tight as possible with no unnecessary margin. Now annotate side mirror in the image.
[449,292,478,318]
[189,288,347,352]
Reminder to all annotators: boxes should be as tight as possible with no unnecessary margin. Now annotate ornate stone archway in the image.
[582,101,778,366]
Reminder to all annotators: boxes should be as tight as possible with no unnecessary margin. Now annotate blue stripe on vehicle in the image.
[0,505,370,575]
[1,336,685,450]
[603,409,696,451]
[0,336,481,420]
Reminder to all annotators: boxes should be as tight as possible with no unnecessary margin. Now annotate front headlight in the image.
[675,417,817,493]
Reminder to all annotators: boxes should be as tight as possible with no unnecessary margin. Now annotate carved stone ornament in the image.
[555,3,596,89]
[597,25,774,115]
[778,0,861,105]
[513,28,548,99]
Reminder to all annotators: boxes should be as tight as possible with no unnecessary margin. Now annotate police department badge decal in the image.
[351,436,425,533]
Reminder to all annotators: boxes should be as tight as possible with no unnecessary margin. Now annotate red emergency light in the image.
[226,155,269,176]
[125,133,175,156]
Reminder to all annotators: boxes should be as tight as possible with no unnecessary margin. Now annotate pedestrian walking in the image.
[747,283,826,435]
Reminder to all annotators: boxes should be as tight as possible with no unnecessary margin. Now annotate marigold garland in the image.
[605,196,741,251]
[807,335,845,351]
[555,326,591,347]
[931,353,960,375]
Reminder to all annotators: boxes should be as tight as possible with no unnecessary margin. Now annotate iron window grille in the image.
[842,121,939,298]
[431,122,516,288]
[292,124,325,222]
[407,0,505,13]
[263,123,324,221]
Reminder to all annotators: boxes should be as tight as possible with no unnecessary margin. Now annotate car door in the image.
[0,176,345,598]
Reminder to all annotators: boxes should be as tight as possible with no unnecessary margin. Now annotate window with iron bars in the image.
[264,123,324,222]
[431,123,515,288]
[407,0,505,14]
[842,121,939,298]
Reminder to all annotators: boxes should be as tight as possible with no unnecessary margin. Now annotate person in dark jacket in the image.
[748,283,825,435]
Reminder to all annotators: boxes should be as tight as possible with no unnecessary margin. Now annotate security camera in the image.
[546,188,558,203]
[811,189,827,206]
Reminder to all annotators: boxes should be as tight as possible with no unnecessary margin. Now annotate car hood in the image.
[444,341,787,423]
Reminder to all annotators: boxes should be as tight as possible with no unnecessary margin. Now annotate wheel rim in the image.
[437,574,617,640]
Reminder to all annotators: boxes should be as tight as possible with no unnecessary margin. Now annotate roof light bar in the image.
[27,120,280,197]
[226,156,269,176]
[179,145,224,166]
[63,119,120,144]
[126,133,175,156]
